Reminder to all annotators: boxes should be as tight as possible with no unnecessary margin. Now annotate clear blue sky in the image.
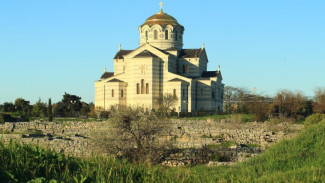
[1,0,324,104]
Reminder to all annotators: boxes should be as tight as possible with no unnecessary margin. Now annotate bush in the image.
[0,113,16,123]
[304,113,325,126]
[103,106,174,164]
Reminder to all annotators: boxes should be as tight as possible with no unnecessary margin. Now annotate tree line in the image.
[223,86,325,121]
[0,92,95,122]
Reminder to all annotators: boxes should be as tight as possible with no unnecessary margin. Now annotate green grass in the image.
[206,141,237,149]
[186,113,255,122]
[1,122,325,182]
[29,117,99,122]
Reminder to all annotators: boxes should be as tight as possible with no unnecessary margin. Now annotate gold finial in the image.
[160,1,163,12]
[119,43,121,51]
[104,66,106,73]
[253,87,257,95]
[218,65,220,72]
[202,42,205,50]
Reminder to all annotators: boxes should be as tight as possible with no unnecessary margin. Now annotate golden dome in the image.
[140,11,182,27]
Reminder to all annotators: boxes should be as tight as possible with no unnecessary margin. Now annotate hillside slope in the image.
[1,122,324,182]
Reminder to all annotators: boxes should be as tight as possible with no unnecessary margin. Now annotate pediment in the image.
[124,43,168,59]
[134,50,159,58]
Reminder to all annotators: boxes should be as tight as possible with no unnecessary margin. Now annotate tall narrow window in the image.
[112,89,114,97]
[141,79,144,94]
[121,90,124,97]
[186,65,189,73]
[182,65,185,74]
[146,83,149,94]
[175,31,178,41]
[137,83,140,94]
[154,30,158,40]
[212,92,215,98]
[182,89,185,98]
[173,89,176,97]
[145,31,148,40]
[165,30,168,40]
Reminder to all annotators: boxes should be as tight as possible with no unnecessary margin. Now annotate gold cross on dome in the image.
[160,1,163,12]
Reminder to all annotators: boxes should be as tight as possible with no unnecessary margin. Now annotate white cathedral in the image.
[95,3,224,113]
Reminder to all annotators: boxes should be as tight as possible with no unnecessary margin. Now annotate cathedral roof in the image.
[114,50,133,59]
[113,47,205,59]
[168,78,187,82]
[179,49,204,58]
[141,11,182,27]
[107,78,124,82]
[201,71,220,78]
[134,50,159,58]
[100,72,114,79]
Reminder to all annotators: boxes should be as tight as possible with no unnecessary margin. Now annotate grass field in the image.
[1,121,324,182]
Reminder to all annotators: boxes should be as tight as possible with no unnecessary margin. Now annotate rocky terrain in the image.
[0,119,303,166]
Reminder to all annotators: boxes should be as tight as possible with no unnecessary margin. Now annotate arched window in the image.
[112,89,114,97]
[182,65,185,74]
[186,65,189,73]
[145,31,148,40]
[175,31,178,41]
[136,83,140,94]
[146,83,149,94]
[141,79,144,94]
[121,90,124,97]
[154,30,158,40]
[165,30,168,40]
[173,89,176,97]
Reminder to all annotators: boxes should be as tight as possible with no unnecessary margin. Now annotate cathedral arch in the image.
[137,83,140,94]
[154,30,158,40]
[141,79,145,94]
[146,83,149,94]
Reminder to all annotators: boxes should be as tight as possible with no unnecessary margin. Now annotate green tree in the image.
[48,98,53,122]
[53,102,65,117]
[61,92,82,117]
[80,103,90,117]
[32,98,47,117]
[14,98,31,119]
[3,102,15,112]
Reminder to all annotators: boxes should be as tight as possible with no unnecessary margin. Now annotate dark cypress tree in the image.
[48,98,53,122]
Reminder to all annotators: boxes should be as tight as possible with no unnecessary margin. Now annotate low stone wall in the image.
[165,119,302,149]
[0,119,303,164]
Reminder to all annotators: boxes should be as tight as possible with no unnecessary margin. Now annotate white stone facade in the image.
[95,6,224,112]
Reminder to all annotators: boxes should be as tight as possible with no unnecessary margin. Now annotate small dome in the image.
[141,11,182,27]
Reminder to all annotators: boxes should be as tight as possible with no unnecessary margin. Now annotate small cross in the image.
[160,1,163,12]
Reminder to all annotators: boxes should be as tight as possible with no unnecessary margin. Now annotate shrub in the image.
[103,106,174,164]
[0,113,15,123]
[304,113,325,126]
